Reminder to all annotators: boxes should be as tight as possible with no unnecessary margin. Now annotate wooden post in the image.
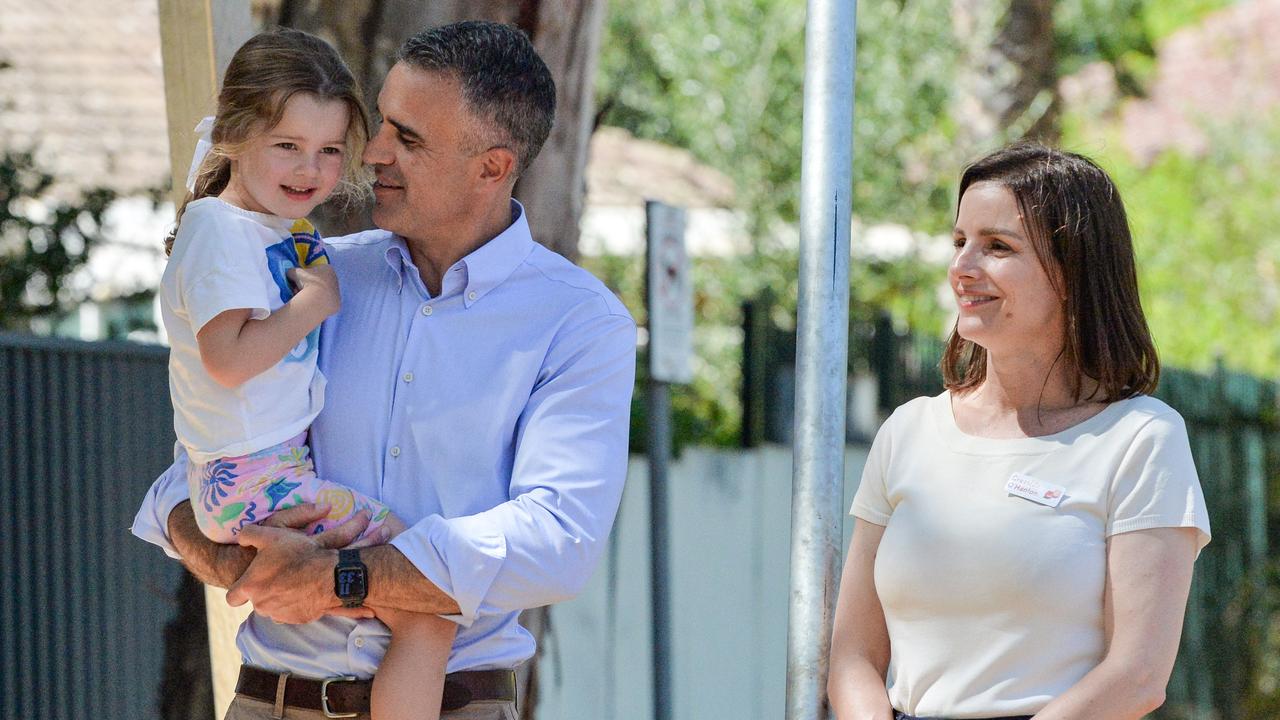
[158,0,253,207]
[156,2,253,717]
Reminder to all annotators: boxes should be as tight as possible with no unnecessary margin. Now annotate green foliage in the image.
[1065,121,1280,384]
[597,0,963,242]
[595,0,959,445]
[1055,0,1233,95]
[0,151,115,331]
[1065,115,1280,377]
[586,245,947,449]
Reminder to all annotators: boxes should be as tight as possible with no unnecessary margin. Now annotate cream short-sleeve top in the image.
[850,392,1210,718]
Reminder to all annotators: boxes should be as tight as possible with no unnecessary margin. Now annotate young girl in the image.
[160,28,453,720]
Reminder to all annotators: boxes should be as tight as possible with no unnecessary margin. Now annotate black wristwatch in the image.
[334,548,368,608]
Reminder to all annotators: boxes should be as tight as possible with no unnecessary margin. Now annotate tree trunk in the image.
[511,0,605,263]
[274,3,604,715]
[277,0,601,261]
[952,0,1058,149]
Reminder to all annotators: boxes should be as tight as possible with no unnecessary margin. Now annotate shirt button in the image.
[402,372,414,383]
[390,446,401,458]
[421,305,432,316]
[354,637,365,648]
[467,291,477,301]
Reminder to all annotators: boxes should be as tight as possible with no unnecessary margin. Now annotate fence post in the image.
[741,297,770,448]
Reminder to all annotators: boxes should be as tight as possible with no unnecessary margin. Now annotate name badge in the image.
[1005,473,1066,508]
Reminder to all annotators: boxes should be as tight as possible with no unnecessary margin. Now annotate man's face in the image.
[364,63,485,241]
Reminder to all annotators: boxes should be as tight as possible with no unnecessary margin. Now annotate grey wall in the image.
[535,444,869,719]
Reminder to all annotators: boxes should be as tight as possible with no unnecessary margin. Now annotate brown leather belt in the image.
[235,664,517,717]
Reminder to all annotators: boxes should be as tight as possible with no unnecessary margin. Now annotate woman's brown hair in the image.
[164,28,370,254]
[942,141,1159,401]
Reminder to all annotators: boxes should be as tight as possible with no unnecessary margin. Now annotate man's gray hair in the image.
[399,21,556,176]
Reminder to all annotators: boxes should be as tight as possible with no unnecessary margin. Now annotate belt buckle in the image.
[320,676,358,718]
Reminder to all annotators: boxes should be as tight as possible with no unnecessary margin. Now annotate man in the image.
[133,21,636,720]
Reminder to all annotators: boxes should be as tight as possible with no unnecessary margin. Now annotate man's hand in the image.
[225,510,378,624]
[169,501,346,589]
[168,502,328,588]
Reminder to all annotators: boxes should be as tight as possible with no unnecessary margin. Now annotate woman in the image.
[828,143,1210,720]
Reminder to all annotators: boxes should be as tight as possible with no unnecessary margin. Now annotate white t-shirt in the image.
[850,392,1210,718]
[160,197,326,464]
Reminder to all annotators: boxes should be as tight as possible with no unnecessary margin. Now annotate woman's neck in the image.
[954,343,1103,438]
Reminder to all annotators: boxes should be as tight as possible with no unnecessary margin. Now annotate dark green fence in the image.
[0,332,198,720]
[743,308,1280,719]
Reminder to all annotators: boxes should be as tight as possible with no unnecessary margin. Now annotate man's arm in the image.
[168,501,254,588]
[134,446,378,600]
[228,309,637,626]
[226,527,460,623]
[393,311,637,622]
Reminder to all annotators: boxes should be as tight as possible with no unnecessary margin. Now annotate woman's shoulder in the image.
[1108,394,1184,425]
[877,392,946,436]
[894,391,946,418]
[1100,394,1189,444]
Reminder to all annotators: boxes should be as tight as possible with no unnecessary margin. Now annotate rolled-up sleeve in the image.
[130,444,192,560]
[390,309,637,626]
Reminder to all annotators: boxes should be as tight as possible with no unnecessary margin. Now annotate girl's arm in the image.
[828,519,895,720]
[1031,526,1200,720]
[196,264,339,388]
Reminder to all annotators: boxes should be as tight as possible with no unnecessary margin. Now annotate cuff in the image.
[129,448,193,560]
[389,513,507,628]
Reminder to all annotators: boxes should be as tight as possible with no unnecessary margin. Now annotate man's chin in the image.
[370,205,399,233]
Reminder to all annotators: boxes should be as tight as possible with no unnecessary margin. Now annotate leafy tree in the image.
[0,151,114,331]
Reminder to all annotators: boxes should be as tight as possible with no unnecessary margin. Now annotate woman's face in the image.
[949,181,1065,357]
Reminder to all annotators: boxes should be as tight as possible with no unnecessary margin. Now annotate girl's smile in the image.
[219,93,350,219]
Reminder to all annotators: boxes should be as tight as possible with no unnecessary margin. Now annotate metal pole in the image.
[786,0,856,718]
[647,377,673,720]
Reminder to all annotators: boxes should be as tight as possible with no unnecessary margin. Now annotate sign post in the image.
[645,200,692,720]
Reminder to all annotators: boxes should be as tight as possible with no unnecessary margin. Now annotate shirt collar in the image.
[381,199,534,306]
[458,200,534,308]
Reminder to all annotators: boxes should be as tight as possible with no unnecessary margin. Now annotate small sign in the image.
[646,201,693,384]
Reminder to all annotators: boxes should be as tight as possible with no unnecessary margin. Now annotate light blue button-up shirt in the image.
[132,202,637,676]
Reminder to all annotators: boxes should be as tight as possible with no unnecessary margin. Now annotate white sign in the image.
[646,201,694,384]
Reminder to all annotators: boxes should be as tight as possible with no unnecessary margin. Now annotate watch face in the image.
[336,566,367,600]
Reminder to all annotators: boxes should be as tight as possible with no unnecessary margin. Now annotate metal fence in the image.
[744,308,1280,719]
[0,332,190,720]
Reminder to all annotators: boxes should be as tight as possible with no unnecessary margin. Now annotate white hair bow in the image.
[184,116,216,193]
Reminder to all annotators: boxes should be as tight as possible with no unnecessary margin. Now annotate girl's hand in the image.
[343,511,407,549]
[287,265,341,316]
[380,512,408,539]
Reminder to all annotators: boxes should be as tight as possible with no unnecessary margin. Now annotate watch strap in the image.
[335,548,367,608]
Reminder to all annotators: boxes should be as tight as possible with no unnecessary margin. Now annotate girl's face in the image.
[221,93,350,219]
[949,181,1065,357]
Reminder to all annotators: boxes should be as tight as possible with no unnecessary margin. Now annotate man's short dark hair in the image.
[399,21,556,176]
